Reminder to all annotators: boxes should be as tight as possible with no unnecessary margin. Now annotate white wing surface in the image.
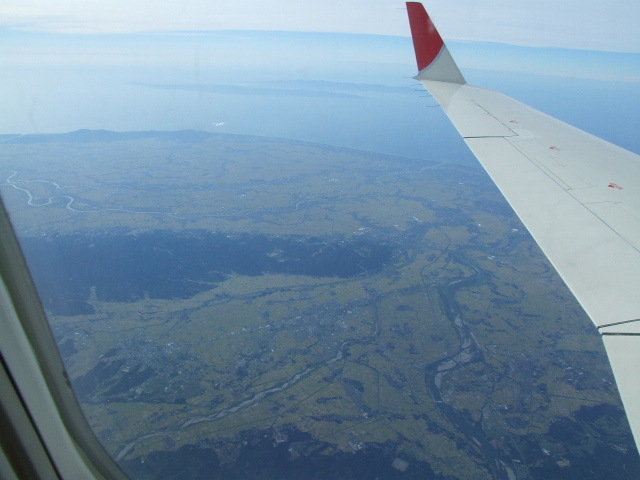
[406,1,640,446]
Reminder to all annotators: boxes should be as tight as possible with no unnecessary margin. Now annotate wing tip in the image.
[406,2,465,84]
[406,2,444,71]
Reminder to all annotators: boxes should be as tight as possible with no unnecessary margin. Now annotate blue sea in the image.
[1,29,639,164]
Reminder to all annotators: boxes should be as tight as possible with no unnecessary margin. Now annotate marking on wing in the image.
[504,138,573,190]
[471,134,640,258]
[509,139,596,190]
[464,101,519,137]
[455,106,639,254]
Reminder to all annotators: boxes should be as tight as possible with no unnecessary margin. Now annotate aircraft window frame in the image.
[0,196,127,480]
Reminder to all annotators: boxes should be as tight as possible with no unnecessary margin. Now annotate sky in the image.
[1,1,638,164]
[2,0,640,52]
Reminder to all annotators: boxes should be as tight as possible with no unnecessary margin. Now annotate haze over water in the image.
[2,30,639,165]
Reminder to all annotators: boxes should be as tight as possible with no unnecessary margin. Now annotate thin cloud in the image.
[1,0,638,52]
[129,82,364,99]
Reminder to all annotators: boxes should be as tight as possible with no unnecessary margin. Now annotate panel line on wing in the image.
[463,135,518,139]
[472,136,639,257]
[503,137,573,190]
[570,203,640,256]
[469,100,519,136]
[501,141,640,254]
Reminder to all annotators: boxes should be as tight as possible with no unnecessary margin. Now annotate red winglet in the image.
[406,2,444,71]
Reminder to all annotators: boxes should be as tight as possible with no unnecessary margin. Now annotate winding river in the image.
[425,251,523,480]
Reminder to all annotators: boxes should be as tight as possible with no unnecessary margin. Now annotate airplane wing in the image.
[406,1,640,447]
